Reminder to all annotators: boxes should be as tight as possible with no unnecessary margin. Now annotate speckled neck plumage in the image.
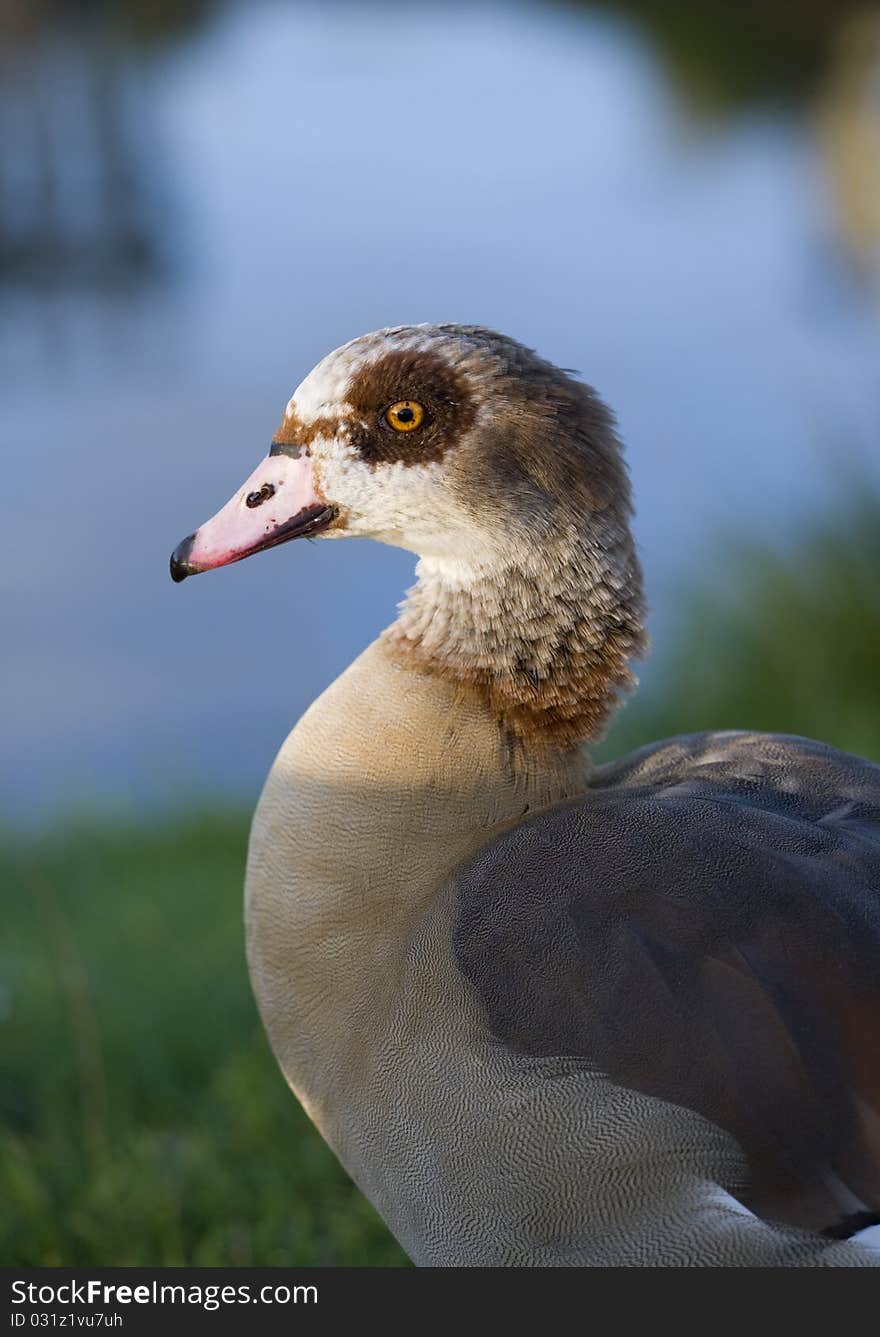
[384,528,646,751]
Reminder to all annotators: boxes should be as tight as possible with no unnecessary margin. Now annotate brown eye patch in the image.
[345,347,476,467]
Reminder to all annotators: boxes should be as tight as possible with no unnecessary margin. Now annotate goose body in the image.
[171,325,880,1266]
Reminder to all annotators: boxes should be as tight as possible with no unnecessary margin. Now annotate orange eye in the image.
[384,401,425,432]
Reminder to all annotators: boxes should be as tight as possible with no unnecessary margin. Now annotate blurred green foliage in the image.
[590,0,874,113]
[2,485,878,1266]
[605,481,880,763]
[0,817,406,1266]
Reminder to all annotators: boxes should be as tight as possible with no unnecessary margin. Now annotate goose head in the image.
[170,324,646,746]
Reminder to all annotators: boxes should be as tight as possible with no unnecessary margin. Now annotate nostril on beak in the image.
[246,483,276,509]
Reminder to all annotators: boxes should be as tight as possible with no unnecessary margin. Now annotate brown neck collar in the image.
[383,533,646,752]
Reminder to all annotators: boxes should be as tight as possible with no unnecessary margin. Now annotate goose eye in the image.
[384,400,425,432]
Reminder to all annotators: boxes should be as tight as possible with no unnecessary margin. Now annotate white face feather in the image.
[286,337,374,422]
[281,329,505,570]
[287,326,452,422]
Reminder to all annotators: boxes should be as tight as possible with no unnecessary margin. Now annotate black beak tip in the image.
[170,534,197,584]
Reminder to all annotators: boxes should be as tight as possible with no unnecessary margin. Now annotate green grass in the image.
[0,817,407,1266]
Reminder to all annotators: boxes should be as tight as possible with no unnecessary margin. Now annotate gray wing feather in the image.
[453,731,880,1234]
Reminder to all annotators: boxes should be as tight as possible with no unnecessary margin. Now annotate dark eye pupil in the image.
[396,407,414,422]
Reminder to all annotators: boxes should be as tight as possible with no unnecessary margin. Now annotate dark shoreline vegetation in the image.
[3,489,878,1266]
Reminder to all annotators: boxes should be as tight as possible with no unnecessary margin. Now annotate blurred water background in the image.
[2,0,879,1266]
[3,0,879,821]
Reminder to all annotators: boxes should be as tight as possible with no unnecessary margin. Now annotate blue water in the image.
[2,0,879,820]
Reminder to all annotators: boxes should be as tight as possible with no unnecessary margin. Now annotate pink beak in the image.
[170,448,335,583]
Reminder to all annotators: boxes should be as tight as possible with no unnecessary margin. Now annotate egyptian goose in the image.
[171,325,880,1266]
